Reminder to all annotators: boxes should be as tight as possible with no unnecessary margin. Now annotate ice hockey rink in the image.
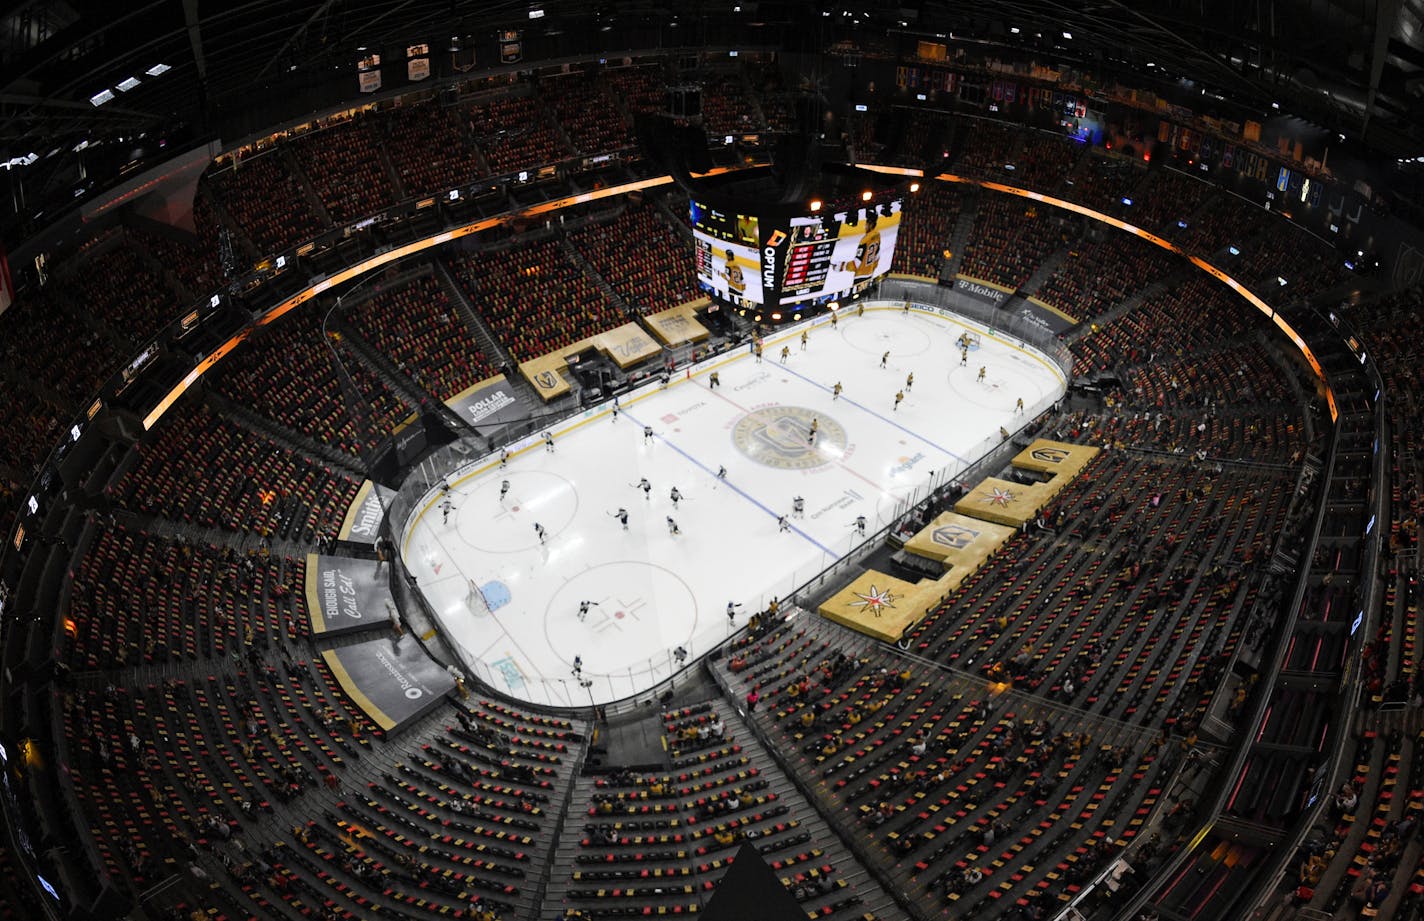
[401,305,1067,707]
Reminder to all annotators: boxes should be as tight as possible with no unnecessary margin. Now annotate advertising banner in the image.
[448,377,524,429]
[304,554,395,636]
[1011,296,1078,336]
[321,635,456,733]
[952,276,1012,306]
[338,481,396,545]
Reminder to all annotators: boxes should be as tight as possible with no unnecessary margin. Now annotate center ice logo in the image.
[730,405,847,470]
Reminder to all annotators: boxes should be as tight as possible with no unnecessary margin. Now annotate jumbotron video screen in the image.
[692,196,902,309]
[774,200,902,305]
[690,199,765,308]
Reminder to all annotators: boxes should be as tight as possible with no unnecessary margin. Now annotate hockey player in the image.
[543,431,555,452]
[440,498,455,525]
[778,515,791,533]
[905,371,914,392]
[832,381,843,400]
[853,515,867,536]
[635,477,652,500]
[572,655,583,676]
[666,516,681,536]
[716,465,727,480]
[673,646,688,665]
[726,601,743,624]
[894,390,904,411]
[669,486,683,508]
[499,480,511,502]
[800,330,808,351]
[830,223,885,286]
[709,371,720,389]
[1015,397,1025,414]
[792,496,805,519]
[577,600,598,622]
[534,522,547,543]
[499,448,510,468]
[643,424,654,444]
[960,347,969,367]
[880,350,890,369]
[977,366,987,383]
[611,398,619,422]
[614,507,629,530]
[807,417,819,444]
[780,345,790,364]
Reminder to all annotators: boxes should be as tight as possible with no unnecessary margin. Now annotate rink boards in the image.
[399,307,1071,706]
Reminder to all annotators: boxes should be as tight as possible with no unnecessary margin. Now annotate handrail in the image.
[706,652,934,921]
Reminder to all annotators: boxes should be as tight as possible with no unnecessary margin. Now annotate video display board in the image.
[771,199,902,305]
[690,199,764,307]
[693,195,903,309]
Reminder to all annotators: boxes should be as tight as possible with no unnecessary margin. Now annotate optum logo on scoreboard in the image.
[761,229,786,293]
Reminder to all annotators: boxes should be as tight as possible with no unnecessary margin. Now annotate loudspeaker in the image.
[666,86,702,118]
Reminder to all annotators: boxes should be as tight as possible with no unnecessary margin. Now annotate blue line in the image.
[774,363,971,464]
[620,408,837,556]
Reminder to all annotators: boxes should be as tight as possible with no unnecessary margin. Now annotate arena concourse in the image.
[0,6,1419,921]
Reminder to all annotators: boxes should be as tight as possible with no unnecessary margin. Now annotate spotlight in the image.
[809,199,822,212]
[909,181,920,192]
[860,190,872,202]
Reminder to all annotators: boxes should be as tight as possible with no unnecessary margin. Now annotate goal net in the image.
[465,579,494,617]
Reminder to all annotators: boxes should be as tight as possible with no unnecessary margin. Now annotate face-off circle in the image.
[455,471,579,552]
[731,406,848,470]
[543,561,699,676]
[840,314,934,359]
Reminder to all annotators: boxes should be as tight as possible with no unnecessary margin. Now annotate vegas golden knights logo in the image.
[534,370,559,391]
[1030,447,1070,464]
[731,406,846,470]
[932,523,980,549]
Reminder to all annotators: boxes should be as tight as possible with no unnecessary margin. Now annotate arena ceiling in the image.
[0,0,1422,167]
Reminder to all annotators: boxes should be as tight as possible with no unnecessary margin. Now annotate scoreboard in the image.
[775,200,901,304]
[690,199,764,308]
[688,165,907,315]
[781,218,835,298]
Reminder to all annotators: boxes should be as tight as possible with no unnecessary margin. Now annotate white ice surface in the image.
[401,305,1066,706]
